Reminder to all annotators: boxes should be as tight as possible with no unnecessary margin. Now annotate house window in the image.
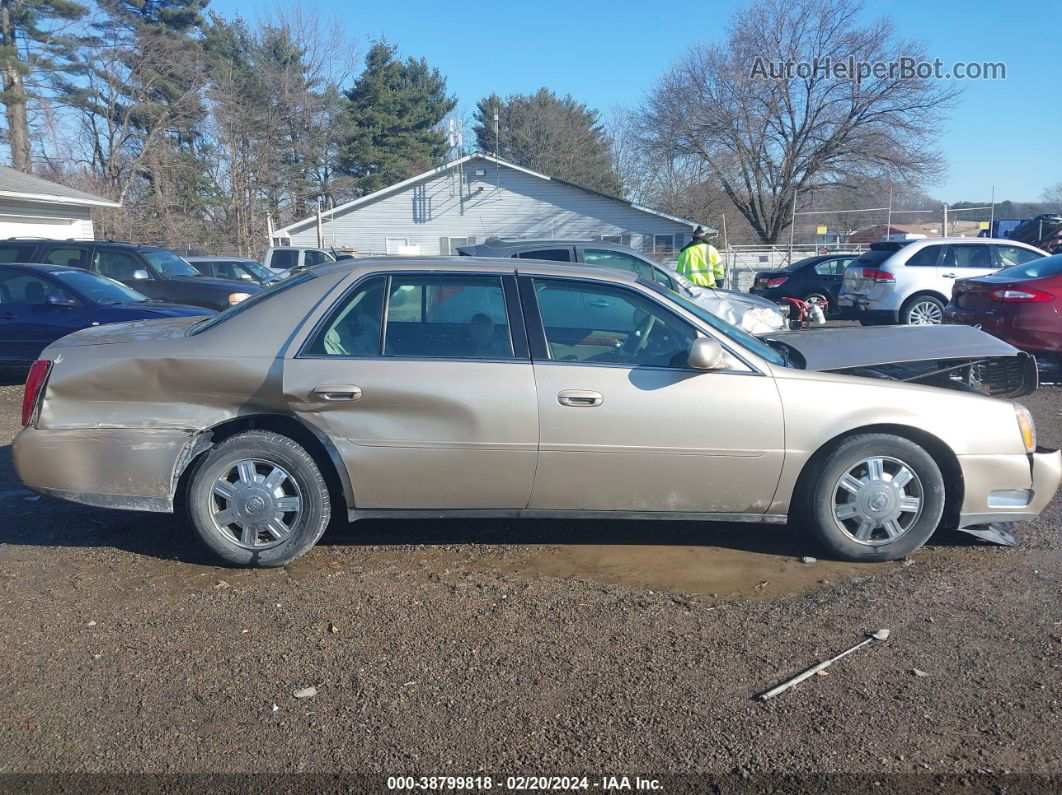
[597,233,632,246]
[654,234,677,255]
[440,236,475,255]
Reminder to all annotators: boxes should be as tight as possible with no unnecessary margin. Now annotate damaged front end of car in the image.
[767,324,1039,398]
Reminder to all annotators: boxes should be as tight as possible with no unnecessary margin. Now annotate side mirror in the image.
[132,269,150,280]
[688,337,730,371]
[239,272,253,280]
[46,294,78,307]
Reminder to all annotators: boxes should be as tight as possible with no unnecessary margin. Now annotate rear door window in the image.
[582,249,654,279]
[41,246,92,269]
[904,246,942,267]
[383,274,515,359]
[516,248,572,262]
[942,244,994,268]
[270,249,298,269]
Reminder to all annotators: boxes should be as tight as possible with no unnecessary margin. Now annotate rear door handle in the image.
[557,389,603,407]
[312,384,362,402]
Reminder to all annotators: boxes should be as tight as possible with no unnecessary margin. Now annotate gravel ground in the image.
[0,375,1060,789]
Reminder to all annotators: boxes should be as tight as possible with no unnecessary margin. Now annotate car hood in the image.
[109,301,213,317]
[46,316,205,349]
[688,287,786,334]
[767,324,1023,370]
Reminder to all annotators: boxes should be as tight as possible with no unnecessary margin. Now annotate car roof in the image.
[309,255,640,284]
[185,255,257,262]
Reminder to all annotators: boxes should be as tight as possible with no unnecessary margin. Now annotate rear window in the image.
[851,250,892,267]
[993,253,1062,280]
[189,273,313,335]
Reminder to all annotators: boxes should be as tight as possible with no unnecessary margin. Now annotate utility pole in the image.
[942,203,948,238]
[887,186,893,234]
[788,192,798,264]
[989,185,995,234]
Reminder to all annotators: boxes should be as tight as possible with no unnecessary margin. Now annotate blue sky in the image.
[213,0,1058,203]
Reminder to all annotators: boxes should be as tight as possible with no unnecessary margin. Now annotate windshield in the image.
[642,280,787,367]
[242,260,274,281]
[52,270,148,303]
[189,272,314,335]
[143,249,200,277]
[994,253,1062,280]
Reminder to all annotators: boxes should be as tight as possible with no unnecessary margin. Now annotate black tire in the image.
[901,294,946,325]
[799,433,946,562]
[187,430,331,567]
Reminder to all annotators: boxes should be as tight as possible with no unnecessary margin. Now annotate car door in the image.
[92,247,169,300]
[522,275,785,514]
[940,243,997,287]
[813,256,856,303]
[0,268,92,364]
[285,271,539,509]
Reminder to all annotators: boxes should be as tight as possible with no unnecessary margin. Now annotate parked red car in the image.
[945,254,1062,362]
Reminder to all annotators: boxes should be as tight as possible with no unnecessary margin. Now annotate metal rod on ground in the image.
[887,186,893,236]
[756,629,891,702]
[721,213,729,286]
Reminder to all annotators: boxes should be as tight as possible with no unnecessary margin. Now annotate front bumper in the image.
[957,447,1062,527]
[12,425,191,513]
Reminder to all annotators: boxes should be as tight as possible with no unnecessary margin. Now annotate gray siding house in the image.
[0,165,119,241]
[275,154,702,260]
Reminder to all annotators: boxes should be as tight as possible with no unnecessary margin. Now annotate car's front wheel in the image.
[187,431,332,567]
[801,434,946,562]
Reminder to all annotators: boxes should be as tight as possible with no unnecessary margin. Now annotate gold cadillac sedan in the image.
[13,257,1061,567]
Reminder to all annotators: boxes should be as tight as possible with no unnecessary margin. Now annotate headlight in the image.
[1015,404,1036,453]
[228,292,251,305]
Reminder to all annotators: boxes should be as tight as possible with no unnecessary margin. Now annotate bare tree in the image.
[635,0,959,243]
[1042,182,1062,213]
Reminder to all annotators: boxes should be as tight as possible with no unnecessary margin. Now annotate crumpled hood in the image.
[689,286,786,334]
[768,324,1023,370]
[46,316,206,349]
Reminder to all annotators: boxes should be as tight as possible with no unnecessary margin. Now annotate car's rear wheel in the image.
[801,434,945,562]
[902,294,945,325]
[187,431,331,567]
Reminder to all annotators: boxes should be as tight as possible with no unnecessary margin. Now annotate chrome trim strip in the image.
[348,507,788,524]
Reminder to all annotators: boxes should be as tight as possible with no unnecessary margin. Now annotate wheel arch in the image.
[792,423,964,529]
[171,413,354,517]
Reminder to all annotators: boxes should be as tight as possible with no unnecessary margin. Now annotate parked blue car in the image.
[0,263,212,368]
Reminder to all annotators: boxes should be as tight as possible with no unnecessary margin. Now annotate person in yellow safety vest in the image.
[675,226,725,288]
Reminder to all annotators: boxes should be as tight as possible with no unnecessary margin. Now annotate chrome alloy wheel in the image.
[209,459,303,549]
[907,300,943,324]
[832,456,924,546]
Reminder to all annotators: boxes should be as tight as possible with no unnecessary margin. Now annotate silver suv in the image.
[839,238,1044,325]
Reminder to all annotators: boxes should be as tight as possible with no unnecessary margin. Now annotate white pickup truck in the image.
[262,246,337,275]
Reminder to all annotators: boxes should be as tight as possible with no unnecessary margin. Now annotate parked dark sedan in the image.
[184,256,280,286]
[0,263,211,368]
[945,253,1062,363]
[0,239,262,311]
[750,253,860,314]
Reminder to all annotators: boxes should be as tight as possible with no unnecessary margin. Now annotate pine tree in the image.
[0,0,89,171]
[339,42,455,194]
[473,88,622,197]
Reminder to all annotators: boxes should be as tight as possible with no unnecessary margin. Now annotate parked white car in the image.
[263,246,337,276]
[839,238,1045,325]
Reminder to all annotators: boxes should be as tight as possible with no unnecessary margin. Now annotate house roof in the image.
[277,153,708,235]
[0,165,120,208]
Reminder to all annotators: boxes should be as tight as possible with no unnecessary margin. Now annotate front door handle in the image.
[313,384,362,402]
[942,272,956,278]
[0,312,15,320]
[558,389,603,407]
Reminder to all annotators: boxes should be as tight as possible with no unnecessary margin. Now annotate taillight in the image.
[21,360,52,427]
[766,276,788,288]
[863,268,895,283]
[989,287,1054,303]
